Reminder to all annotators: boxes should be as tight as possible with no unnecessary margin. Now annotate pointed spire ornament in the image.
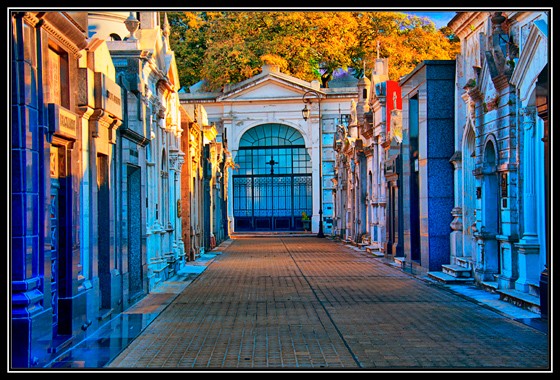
[162,12,170,38]
[162,12,171,52]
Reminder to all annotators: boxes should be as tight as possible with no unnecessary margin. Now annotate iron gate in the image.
[233,174,312,231]
[232,124,313,231]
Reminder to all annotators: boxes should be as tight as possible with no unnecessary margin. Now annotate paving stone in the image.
[107,237,549,371]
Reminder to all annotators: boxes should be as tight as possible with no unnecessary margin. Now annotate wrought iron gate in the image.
[233,124,312,231]
[233,174,312,231]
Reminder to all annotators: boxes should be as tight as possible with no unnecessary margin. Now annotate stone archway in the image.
[481,138,500,278]
[232,124,313,232]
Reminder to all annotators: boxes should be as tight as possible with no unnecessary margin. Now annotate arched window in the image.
[236,124,310,176]
[239,123,305,147]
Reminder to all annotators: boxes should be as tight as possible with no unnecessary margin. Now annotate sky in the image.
[404,11,457,29]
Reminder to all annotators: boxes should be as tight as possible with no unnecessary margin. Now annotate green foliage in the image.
[465,78,477,88]
[167,11,460,92]
[167,12,226,92]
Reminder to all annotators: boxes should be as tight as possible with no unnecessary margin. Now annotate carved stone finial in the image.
[124,12,140,41]
[491,12,506,29]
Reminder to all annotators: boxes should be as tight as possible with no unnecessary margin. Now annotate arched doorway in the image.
[482,139,500,277]
[232,124,312,231]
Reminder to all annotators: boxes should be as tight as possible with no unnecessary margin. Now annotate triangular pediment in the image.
[227,81,304,100]
[218,72,319,101]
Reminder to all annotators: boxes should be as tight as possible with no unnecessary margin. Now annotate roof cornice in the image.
[448,11,489,40]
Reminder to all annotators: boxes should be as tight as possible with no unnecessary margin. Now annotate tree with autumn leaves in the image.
[166,11,459,92]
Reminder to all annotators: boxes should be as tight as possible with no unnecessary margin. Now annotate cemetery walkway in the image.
[50,235,550,371]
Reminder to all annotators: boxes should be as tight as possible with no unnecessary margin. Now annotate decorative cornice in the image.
[75,105,95,120]
[89,109,120,143]
[448,12,489,40]
[361,125,374,139]
[492,74,510,91]
[466,86,484,102]
[20,12,42,27]
[119,126,150,147]
[26,12,88,58]
[363,144,374,157]
[450,150,462,163]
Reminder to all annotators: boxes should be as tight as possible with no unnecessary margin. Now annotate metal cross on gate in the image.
[266,156,277,174]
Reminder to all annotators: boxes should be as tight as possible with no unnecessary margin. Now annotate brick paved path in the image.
[107,237,549,370]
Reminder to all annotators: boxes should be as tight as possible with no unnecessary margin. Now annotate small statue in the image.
[349,99,358,126]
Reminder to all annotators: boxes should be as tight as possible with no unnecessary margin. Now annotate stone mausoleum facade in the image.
[10,9,550,369]
[440,11,549,311]
[9,10,200,368]
[180,64,357,236]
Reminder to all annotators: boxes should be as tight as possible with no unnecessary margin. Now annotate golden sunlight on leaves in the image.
[167,11,459,91]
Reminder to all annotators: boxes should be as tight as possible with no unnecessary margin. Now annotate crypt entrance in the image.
[232,124,312,232]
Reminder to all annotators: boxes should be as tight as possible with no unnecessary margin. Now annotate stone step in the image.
[393,256,406,269]
[97,308,114,322]
[365,246,385,257]
[480,280,499,293]
[442,264,473,278]
[47,335,73,354]
[427,271,475,284]
[456,257,474,269]
[497,288,541,314]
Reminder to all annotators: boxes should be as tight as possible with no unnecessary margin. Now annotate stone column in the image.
[519,106,539,243]
[449,151,463,263]
[307,110,322,234]
[76,106,95,281]
[175,154,185,261]
[515,106,540,292]
[222,116,235,234]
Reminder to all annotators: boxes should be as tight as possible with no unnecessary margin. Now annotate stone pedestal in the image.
[474,233,499,282]
[514,241,540,293]
[450,207,463,264]
[495,236,517,289]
